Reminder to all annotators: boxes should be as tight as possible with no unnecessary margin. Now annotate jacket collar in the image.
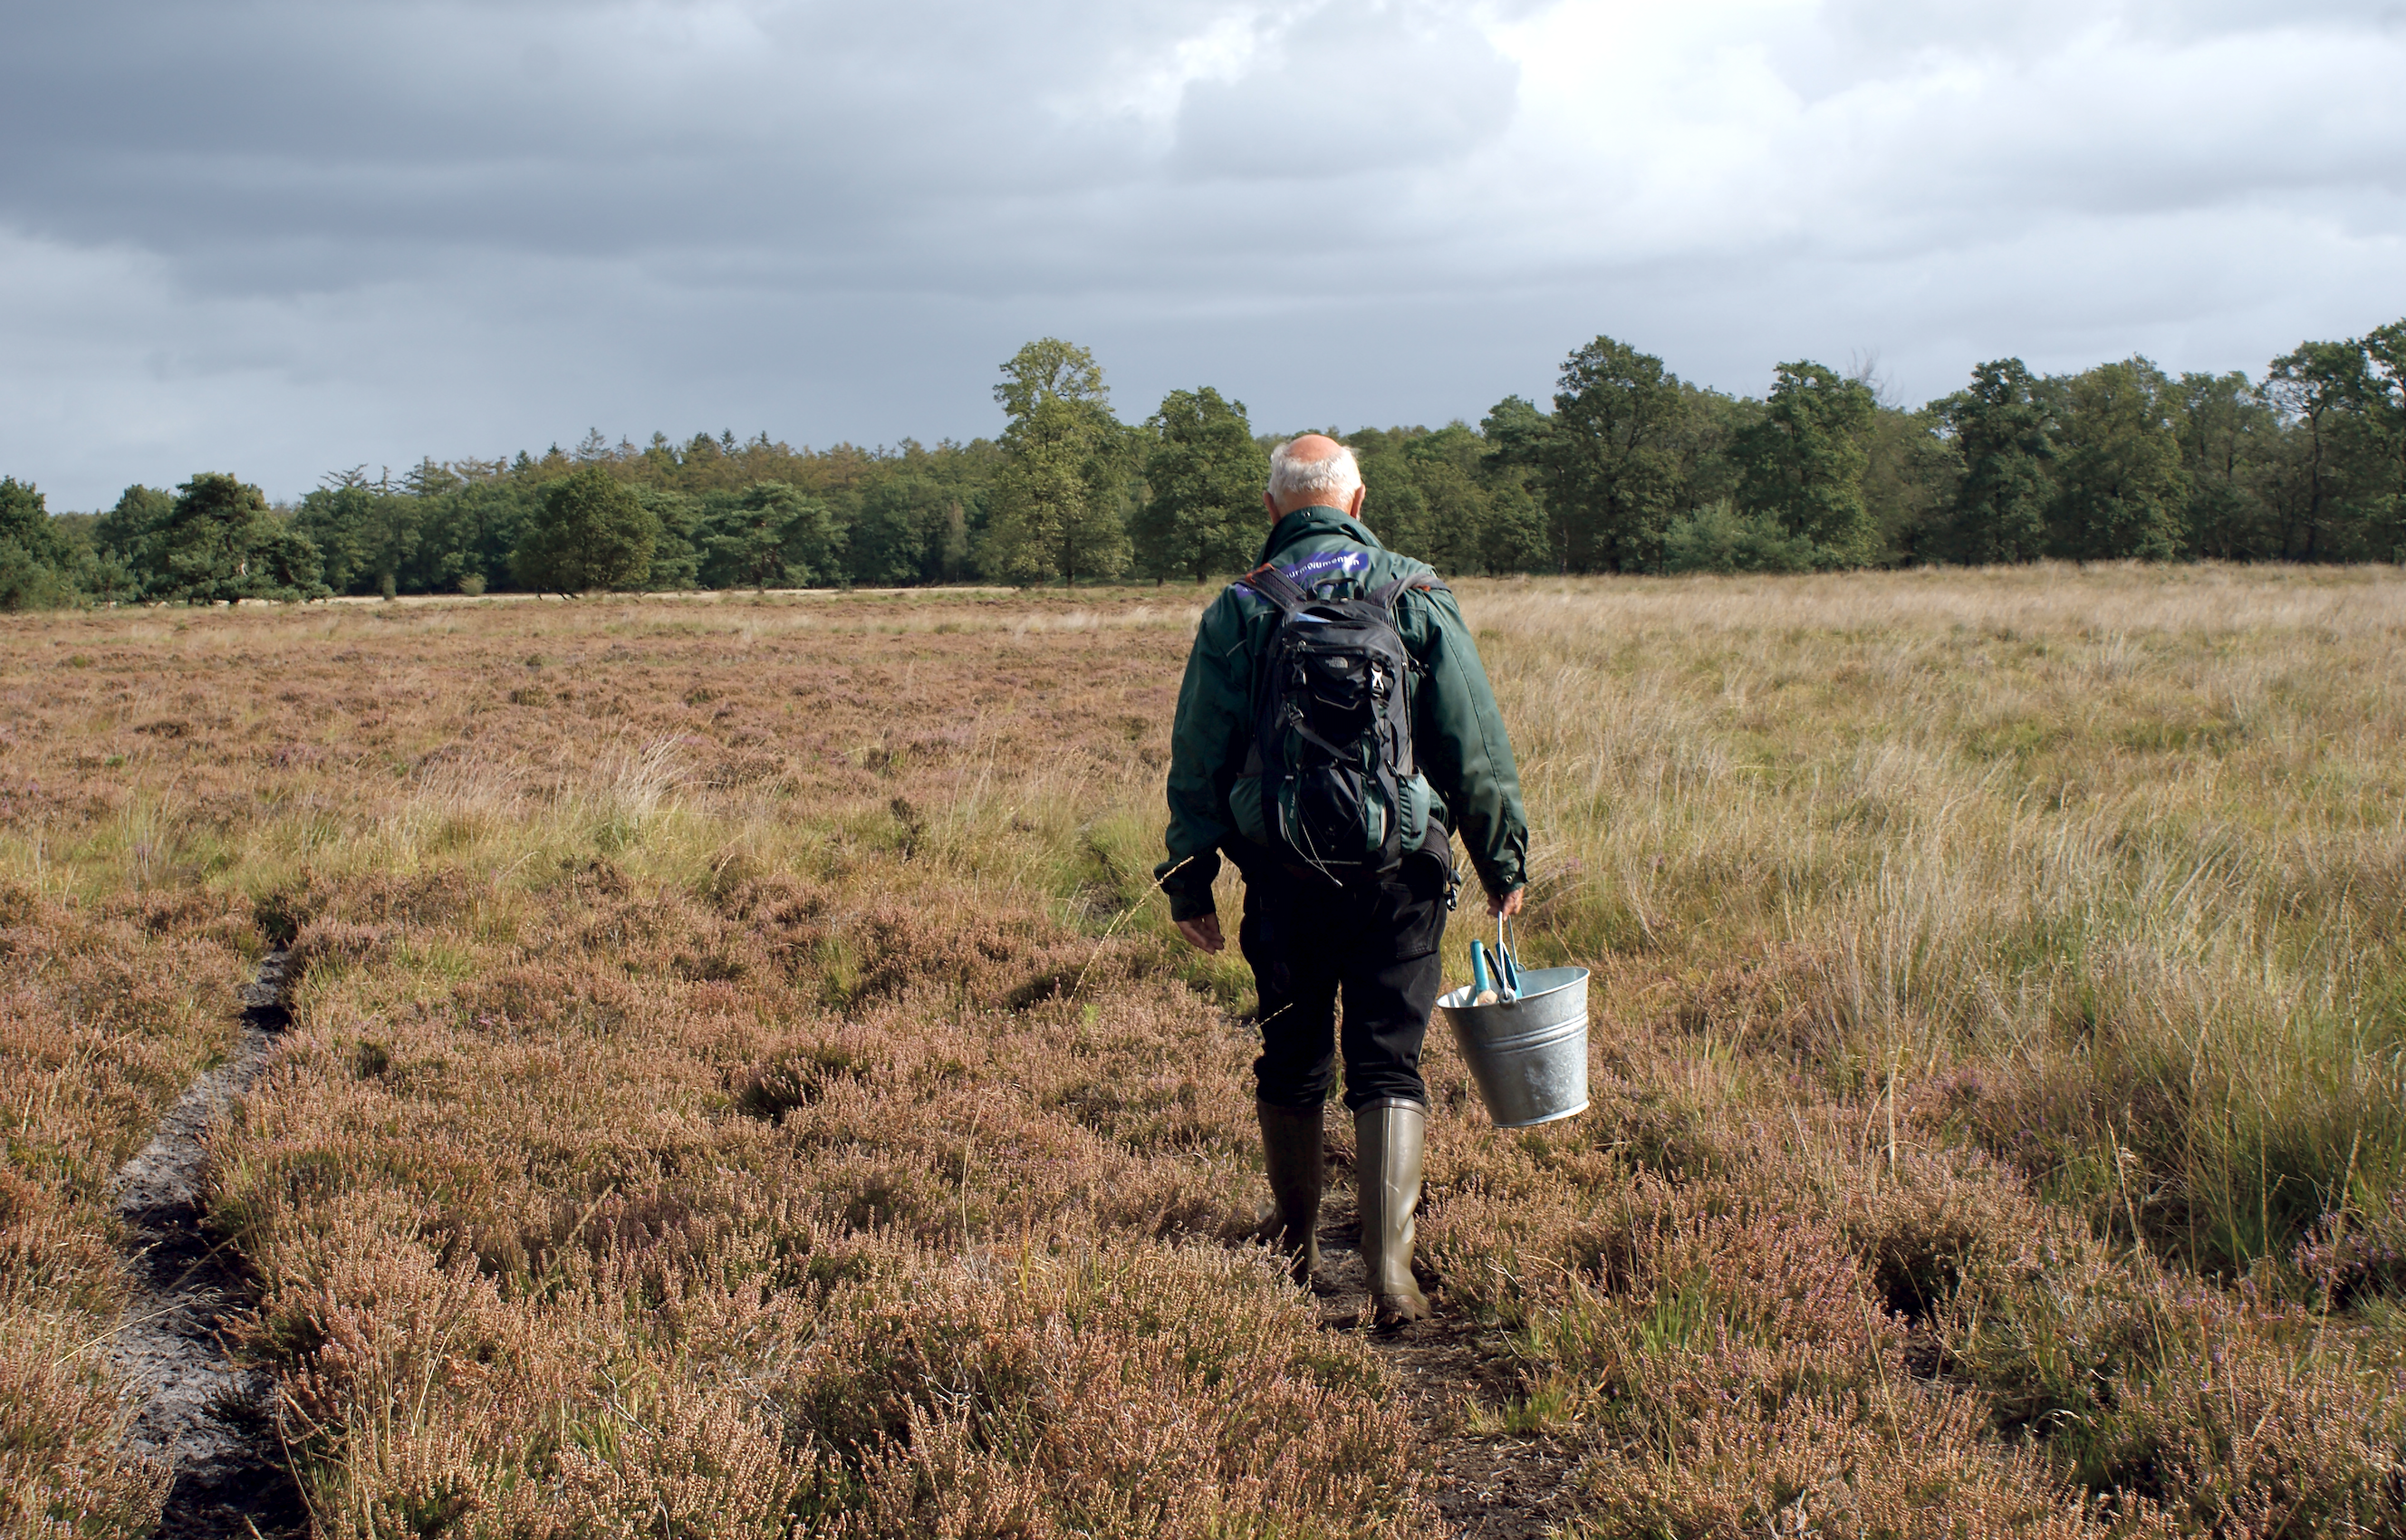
[1256,505,1386,566]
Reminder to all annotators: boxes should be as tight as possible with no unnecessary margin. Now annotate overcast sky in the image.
[4,0,2401,509]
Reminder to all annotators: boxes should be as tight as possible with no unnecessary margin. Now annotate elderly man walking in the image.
[1158,434,1529,1323]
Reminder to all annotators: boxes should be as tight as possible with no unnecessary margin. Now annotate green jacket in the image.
[1155,505,1530,921]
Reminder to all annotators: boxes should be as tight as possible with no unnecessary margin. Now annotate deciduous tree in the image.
[0,477,82,610]
[1734,361,1878,567]
[2356,321,2406,555]
[1537,337,1689,572]
[1932,360,2055,564]
[1346,432,1434,562]
[2264,341,2380,561]
[844,476,950,586]
[294,471,419,597]
[979,339,1129,586]
[2050,359,2188,562]
[2172,371,2279,560]
[1477,397,1554,574]
[511,466,659,595]
[1135,387,1266,583]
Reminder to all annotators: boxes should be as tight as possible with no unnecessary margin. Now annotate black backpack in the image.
[1231,560,1440,880]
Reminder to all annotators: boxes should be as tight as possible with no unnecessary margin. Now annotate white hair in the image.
[1267,439,1362,503]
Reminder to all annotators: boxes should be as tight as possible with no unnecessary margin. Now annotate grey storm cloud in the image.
[1,0,2401,508]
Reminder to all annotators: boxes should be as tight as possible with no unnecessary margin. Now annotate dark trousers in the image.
[1239,864,1447,1112]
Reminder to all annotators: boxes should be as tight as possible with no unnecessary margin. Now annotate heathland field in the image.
[8,566,2406,1537]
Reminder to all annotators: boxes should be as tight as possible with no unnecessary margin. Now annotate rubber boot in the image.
[1355,1097,1432,1323]
[1256,1099,1323,1285]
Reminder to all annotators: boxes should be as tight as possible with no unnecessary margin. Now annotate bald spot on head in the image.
[1266,434,1367,519]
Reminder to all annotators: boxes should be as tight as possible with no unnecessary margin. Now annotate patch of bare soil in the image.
[1315,1198,1581,1540]
[111,951,308,1539]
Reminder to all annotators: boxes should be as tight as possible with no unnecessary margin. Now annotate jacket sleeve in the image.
[1407,585,1530,897]
[1155,594,1250,921]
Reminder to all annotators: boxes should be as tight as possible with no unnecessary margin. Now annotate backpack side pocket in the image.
[1398,772,1432,851]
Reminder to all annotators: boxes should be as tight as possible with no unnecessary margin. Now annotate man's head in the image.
[1266,435,1365,521]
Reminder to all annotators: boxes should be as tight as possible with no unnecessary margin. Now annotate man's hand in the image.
[1487,886,1525,919]
[1175,914,1226,954]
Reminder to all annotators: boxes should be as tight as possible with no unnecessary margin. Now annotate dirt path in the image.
[1315,1197,1582,1538]
[111,950,309,1539]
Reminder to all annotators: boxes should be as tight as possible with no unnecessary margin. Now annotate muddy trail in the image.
[1314,1195,1581,1539]
[111,948,309,1539]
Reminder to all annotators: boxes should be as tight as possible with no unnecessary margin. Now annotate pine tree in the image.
[141,474,326,602]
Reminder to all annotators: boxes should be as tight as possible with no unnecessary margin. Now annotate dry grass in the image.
[5,564,2406,1535]
[1,883,251,1533]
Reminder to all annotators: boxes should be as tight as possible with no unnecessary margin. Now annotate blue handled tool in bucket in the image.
[1468,918,1525,1005]
[1437,917,1589,1128]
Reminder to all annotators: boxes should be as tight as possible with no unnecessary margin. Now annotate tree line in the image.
[5,322,2401,609]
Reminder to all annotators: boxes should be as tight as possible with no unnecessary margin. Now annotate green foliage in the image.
[432,480,536,593]
[980,339,1130,585]
[1660,500,1819,573]
[2049,358,2188,562]
[1473,398,1554,575]
[841,476,944,585]
[698,482,840,590]
[1475,483,1549,575]
[1734,361,1879,567]
[1536,336,1692,573]
[267,436,996,598]
[848,442,989,585]
[1478,394,1550,481]
[2366,320,2406,516]
[2265,338,2398,561]
[1134,387,1266,582]
[1933,360,2056,564]
[1859,403,1959,563]
[1346,433,1434,560]
[1359,423,1540,576]
[127,473,328,603]
[0,478,85,611]
[2175,371,2281,560]
[1404,424,1527,575]
[511,467,659,595]
[92,485,175,601]
[23,313,2406,602]
[1402,438,1485,574]
[640,487,707,591]
[293,474,418,596]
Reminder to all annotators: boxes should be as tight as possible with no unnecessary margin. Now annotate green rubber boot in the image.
[1256,1099,1323,1286]
[1355,1097,1432,1323]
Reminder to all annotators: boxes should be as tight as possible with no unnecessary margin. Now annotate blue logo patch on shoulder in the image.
[1234,547,1371,607]
[1284,549,1370,591]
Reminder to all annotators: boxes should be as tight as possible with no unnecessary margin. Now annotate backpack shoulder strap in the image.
[1369,572,1449,609]
[1238,561,1311,614]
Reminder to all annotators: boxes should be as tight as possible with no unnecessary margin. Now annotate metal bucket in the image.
[1436,963,1591,1129]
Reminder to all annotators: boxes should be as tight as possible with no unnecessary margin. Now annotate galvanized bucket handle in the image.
[1495,913,1521,1001]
